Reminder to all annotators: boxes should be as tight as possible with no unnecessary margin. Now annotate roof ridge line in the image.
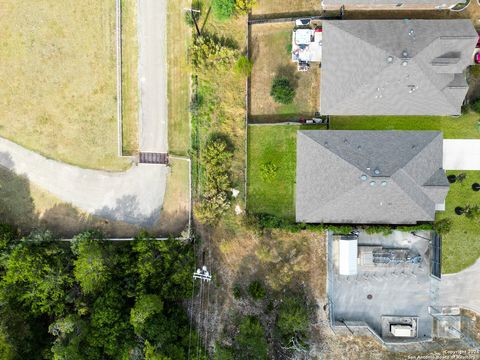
[391,168,434,219]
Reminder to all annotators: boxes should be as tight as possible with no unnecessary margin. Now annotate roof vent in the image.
[370,181,376,186]
[402,50,409,58]
[402,60,408,66]
[360,175,368,181]
[324,141,328,147]
[381,181,387,186]
[386,56,394,63]
[374,168,380,175]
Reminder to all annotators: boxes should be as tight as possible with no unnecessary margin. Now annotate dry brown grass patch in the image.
[0,0,129,170]
[250,22,320,122]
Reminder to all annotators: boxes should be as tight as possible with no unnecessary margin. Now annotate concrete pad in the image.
[331,231,433,339]
[443,139,480,170]
[439,258,480,314]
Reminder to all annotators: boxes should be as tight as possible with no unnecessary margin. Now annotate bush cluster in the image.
[270,77,296,104]
[248,280,266,300]
[212,0,256,20]
[195,138,233,224]
[244,212,434,235]
[189,35,238,70]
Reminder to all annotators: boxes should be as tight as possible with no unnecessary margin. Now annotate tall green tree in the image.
[1,230,72,316]
[72,231,111,295]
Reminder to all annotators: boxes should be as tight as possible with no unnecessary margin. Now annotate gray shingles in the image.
[295,130,449,224]
[322,0,458,6]
[320,20,477,115]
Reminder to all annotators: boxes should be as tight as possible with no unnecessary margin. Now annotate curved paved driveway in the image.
[0,137,167,227]
[439,259,480,314]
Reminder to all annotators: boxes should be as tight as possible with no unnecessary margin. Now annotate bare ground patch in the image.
[249,22,320,123]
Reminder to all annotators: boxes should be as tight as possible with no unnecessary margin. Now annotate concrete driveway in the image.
[439,259,480,314]
[0,137,167,227]
[137,0,168,153]
[443,139,480,170]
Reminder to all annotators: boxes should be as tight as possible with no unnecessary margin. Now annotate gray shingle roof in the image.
[320,20,477,115]
[322,0,458,7]
[295,130,449,224]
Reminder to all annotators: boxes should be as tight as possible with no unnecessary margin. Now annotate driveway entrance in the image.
[443,139,480,170]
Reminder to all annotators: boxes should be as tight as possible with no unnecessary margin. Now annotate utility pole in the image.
[193,265,212,282]
[184,8,201,37]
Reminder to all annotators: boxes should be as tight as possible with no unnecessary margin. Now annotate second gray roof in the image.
[296,130,450,224]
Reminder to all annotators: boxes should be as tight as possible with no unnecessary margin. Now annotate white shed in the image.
[338,238,358,275]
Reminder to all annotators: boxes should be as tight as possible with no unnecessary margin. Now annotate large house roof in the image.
[295,130,449,224]
[322,0,458,7]
[320,20,477,116]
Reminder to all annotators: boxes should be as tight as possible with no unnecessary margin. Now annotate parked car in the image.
[475,52,480,64]
[296,18,311,26]
[477,34,480,48]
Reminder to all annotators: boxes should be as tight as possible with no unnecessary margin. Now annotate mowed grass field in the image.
[247,124,323,219]
[250,22,320,123]
[0,1,129,170]
[121,0,139,155]
[436,171,480,274]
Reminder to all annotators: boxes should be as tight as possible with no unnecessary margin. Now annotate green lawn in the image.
[247,124,323,219]
[330,113,480,139]
[121,0,139,155]
[436,171,480,274]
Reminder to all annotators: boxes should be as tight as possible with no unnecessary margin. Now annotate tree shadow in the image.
[41,203,140,239]
[0,166,38,234]
[94,195,161,229]
[208,132,235,152]
[276,64,300,89]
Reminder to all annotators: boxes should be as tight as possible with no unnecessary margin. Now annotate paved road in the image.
[443,139,480,170]
[137,0,168,153]
[439,259,480,314]
[0,137,167,227]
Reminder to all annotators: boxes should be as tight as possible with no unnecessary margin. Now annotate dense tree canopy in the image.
[0,228,197,360]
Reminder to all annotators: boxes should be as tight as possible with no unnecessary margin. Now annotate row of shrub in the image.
[244,212,436,235]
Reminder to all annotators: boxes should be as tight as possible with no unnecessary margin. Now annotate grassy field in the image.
[192,0,247,197]
[436,171,480,274]
[0,1,130,170]
[156,159,190,236]
[247,124,323,219]
[330,113,480,139]
[251,0,322,16]
[121,0,139,155]
[167,0,191,156]
[250,23,320,123]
